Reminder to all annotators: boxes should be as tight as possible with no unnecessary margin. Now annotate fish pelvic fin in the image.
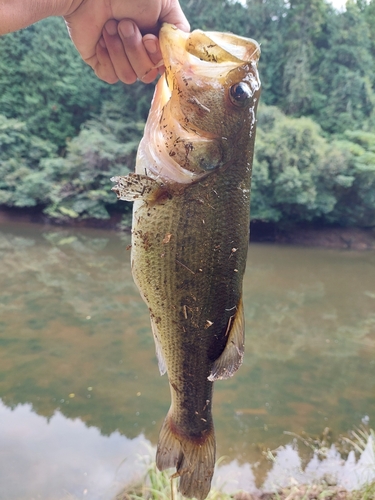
[150,315,167,376]
[156,412,215,500]
[111,173,164,202]
[208,297,245,381]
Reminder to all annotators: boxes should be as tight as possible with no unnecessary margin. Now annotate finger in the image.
[142,35,163,66]
[118,19,159,84]
[93,37,119,84]
[142,34,165,77]
[103,19,138,84]
[161,1,190,33]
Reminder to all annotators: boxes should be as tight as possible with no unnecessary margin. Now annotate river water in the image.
[0,221,374,498]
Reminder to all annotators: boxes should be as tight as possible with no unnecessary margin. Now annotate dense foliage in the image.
[0,0,374,228]
[0,105,142,221]
[252,106,375,227]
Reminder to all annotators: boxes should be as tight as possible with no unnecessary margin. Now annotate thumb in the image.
[161,1,190,32]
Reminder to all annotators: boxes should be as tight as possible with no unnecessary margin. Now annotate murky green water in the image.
[0,221,374,498]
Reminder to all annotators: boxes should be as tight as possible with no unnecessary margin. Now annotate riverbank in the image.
[235,484,375,499]
[117,429,375,500]
[119,484,375,500]
[1,207,375,250]
[278,227,375,250]
[118,464,375,500]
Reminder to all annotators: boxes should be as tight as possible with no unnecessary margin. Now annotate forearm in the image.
[0,0,81,34]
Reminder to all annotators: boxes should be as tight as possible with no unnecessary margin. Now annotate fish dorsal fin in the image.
[150,315,167,376]
[208,298,245,381]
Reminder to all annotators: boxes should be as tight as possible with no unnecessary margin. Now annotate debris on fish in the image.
[112,23,260,500]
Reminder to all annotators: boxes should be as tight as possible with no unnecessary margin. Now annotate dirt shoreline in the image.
[261,225,375,250]
[1,207,374,250]
[234,483,375,499]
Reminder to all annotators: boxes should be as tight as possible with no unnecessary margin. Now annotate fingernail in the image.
[119,20,135,38]
[105,20,118,36]
[143,38,157,54]
[99,37,106,48]
[140,68,158,84]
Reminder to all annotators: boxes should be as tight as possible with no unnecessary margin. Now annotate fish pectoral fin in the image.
[208,298,245,381]
[150,316,167,376]
[111,173,163,202]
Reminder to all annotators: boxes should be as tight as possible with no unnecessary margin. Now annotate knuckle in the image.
[95,66,118,84]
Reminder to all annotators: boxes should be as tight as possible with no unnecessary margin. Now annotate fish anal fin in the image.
[111,173,163,202]
[208,297,245,381]
[156,411,215,500]
[150,315,167,376]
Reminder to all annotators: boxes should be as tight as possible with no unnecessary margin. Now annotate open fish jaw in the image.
[136,24,260,185]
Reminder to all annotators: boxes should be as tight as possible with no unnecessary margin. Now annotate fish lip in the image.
[159,23,260,72]
[200,31,260,64]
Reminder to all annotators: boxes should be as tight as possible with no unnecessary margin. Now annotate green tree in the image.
[311,0,375,133]
[364,0,375,58]
[0,111,143,220]
[40,111,143,221]
[281,0,329,116]
[0,114,57,207]
[41,127,135,220]
[0,17,113,147]
[243,0,289,106]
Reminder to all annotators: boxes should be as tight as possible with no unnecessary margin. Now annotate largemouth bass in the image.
[112,24,260,499]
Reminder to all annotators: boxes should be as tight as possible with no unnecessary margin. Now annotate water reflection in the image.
[1,401,374,499]
[0,221,374,493]
[0,401,152,499]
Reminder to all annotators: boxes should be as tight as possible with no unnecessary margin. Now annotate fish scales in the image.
[112,23,260,500]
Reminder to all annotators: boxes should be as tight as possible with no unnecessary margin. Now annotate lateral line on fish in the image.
[176,259,196,275]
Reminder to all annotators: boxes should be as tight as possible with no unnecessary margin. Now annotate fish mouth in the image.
[137,24,260,185]
[159,23,260,86]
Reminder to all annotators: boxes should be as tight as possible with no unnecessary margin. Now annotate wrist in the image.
[57,0,84,17]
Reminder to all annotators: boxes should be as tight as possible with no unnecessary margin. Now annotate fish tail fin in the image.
[156,411,216,500]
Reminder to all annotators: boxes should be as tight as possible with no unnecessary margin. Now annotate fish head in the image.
[138,24,261,184]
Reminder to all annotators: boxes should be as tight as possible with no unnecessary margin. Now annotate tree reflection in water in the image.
[0,221,374,492]
[1,401,374,499]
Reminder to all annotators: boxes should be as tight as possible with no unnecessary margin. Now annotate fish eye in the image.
[229,82,252,107]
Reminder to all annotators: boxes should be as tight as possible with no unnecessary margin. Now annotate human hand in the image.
[63,0,190,84]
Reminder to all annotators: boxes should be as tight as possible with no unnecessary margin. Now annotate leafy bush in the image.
[0,113,141,220]
[251,106,375,227]
[0,114,57,206]
[42,119,140,220]
[330,131,375,227]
